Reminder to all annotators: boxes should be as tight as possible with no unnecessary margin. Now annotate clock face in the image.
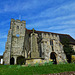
[16,34,20,37]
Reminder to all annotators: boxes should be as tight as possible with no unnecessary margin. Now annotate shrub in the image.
[34,63,39,67]
[43,62,48,66]
[71,55,75,63]
[48,61,53,65]
[17,56,25,65]
[9,65,12,68]
[16,65,21,69]
[59,62,65,64]
[28,64,31,67]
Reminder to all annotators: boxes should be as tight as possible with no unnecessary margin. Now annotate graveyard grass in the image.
[0,64,75,75]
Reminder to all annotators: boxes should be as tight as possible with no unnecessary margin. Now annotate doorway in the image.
[10,57,14,65]
[50,52,57,64]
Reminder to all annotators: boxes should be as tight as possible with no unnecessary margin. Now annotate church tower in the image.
[3,19,26,65]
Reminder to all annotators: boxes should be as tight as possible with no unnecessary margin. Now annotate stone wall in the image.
[26,59,43,65]
[3,29,12,64]
[3,19,69,65]
[24,33,30,58]
[40,33,67,63]
[3,19,26,65]
[11,19,26,64]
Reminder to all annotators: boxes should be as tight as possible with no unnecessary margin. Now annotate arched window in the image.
[50,40,54,51]
[50,40,53,46]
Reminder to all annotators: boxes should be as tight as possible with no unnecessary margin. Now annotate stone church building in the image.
[3,19,75,65]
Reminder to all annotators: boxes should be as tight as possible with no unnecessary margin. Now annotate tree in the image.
[61,38,75,63]
[17,56,25,65]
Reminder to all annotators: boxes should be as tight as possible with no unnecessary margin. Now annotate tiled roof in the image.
[26,29,75,45]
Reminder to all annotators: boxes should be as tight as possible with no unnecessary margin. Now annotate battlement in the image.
[11,19,26,24]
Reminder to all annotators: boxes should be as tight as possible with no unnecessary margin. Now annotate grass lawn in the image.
[0,63,75,75]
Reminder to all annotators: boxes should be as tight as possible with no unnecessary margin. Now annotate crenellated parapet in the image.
[10,19,26,36]
[40,32,67,63]
[3,19,26,64]
[3,19,70,65]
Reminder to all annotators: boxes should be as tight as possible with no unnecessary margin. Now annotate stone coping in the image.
[25,58,44,60]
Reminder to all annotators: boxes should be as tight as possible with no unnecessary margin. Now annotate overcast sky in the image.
[0,0,75,55]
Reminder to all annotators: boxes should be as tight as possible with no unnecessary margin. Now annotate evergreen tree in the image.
[61,38,75,63]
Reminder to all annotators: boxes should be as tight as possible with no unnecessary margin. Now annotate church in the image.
[3,19,75,65]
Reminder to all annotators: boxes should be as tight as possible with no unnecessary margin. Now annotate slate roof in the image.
[26,29,75,45]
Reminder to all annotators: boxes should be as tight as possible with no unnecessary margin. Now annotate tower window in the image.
[16,34,20,37]
[50,40,54,51]
[17,26,19,29]
[50,40,53,46]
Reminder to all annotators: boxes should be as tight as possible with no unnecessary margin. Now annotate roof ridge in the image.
[26,29,69,36]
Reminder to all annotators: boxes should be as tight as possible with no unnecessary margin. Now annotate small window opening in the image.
[17,26,19,29]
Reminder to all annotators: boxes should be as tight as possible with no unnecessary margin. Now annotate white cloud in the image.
[0,52,3,55]
[0,20,10,26]
[24,1,75,20]
[26,14,75,28]
[48,25,73,30]
[37,27,75,39]
[0,42,5,54]
[0,42,5,47]
[60,20,75,25]
[0,0,53,13]
[0,35,7,39]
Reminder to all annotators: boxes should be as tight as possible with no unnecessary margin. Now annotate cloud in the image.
[0,52,3,55]
[0,0,75,55]
[0,42,5,47]
[26,14,75,29]
[48,25,74,30]
[0,35,7,39]
[0,41,6,54]
[23,1,75,21]
[0,28,8,39]
[22,2,75,39]
[0,20,10,26]
[37,27,75,39]
[0,0,54,13]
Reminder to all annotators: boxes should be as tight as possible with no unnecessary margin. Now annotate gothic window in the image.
[17,26,19,29]
[21,24,22,29]
[50,40,53,46]
[50,40,54,51]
